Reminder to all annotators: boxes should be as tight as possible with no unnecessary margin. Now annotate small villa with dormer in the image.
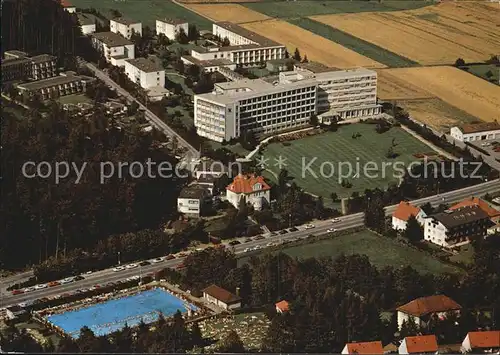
[226,174,271,211]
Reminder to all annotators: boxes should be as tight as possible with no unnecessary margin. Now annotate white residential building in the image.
[77,14,96,35]
[280,67,382,121]
[181,54,236,73]
[392,201,427,230]
[156,19,189,40]
[124,56,164,90]
[110,18,142,39]
[195,78,317,142]
[202,285,241,310]
[91,32,135,67]
[424,206,492,248]
[450,122,500,142]
[342,341,383,354]
[396,295,461,330]
[399,335,438,355]
[61,0,76,13]
[177,186,210,218]
[226,174,271,211]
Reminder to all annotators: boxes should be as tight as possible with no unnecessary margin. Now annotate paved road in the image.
[85,63,200,165]
[2,179,499,308]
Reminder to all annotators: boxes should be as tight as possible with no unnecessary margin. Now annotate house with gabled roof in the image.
[226,174,270,211]
[450,197,500,224]
[202,284,241,310]
[342,341,384,354]
[396,295,461,330]
[461,330,500,353]
[399,335,438,354]
[392,201,427,231]
[275,300,289,314]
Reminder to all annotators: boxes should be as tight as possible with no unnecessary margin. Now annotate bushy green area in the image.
[463,64,500,86]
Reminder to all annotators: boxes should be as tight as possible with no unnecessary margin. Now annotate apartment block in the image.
[280,67,381,122]
[91,32,135,67]
[124,56,170,101]
[195,78,317,142]
[16,71,95,100]
[77,14,96,35]
[110,18,142,39]
[450,122,500,142]
[156,19,188,40]
[2,51,57,82]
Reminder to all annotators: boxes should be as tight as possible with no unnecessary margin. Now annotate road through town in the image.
[2,179,499,308]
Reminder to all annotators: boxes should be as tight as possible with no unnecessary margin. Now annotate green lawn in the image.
[245,1,432,19]
[57,94,92,105]
[268,229,461,275]
[463,65,500,86]
[70,0,212,29]
[260,123,432,199]
[165,71,193,96]
[289,18,417,68]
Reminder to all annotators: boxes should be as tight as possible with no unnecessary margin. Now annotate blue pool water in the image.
[46,288,197,338]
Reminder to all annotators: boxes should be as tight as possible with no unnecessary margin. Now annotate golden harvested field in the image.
[312,2,500,65]
[376,70,432,100]
[184,4,269,23]
[241,20,386,69]
[381,66,500,123]
[398,99,479,131]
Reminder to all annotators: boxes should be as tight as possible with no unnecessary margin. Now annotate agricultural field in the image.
[260,123,432,199]
[184,4,269,23]
[462,64,500,86]
[69,0,212,29]
[289,18,416,68]
[244,1,431,19]
[398,99,480,132]
[376,69,433,100]
[241,20,386,69]
[311,2,500,65]
[380,66,500,123]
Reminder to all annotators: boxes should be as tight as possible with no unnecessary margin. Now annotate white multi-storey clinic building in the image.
[124,56,165,90]
[194,67,381,142]
[91,32,135,67]
[110,18,142,39]
[195,78,318,142]
[156,19,189,40]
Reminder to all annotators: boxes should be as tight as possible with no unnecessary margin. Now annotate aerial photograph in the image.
[1,0,499,353]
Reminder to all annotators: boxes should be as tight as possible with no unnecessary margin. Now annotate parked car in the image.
[229,240,241,246]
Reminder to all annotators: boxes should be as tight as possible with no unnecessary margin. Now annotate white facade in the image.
[397,312,422,330]
[226,188,270,211]
[91,32,135,67]
[110,19,142,39]
[64,6,76,13]
[392,210,427,231]
[156,20,189,40]
[124,57,165,90]
[450,124,500,142]
[424,218,454,248]
[203,292,241,310]
[181,54,236,73]
[177,197,202,217]
[195,79,317,142]
[81,23,96,35]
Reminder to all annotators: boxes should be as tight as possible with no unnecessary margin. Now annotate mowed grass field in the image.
[260,124,432,199]
[282,230,462,275]
[69,0,212,29]
[379,66,500,123]
[242,20,386,69]
[184,4,269,23]
[311,2,500,65]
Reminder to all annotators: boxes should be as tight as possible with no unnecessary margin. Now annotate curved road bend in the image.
[2,179,499,308]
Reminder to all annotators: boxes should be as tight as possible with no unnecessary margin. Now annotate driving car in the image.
[327,228,337,233]
[48,281,60,287]
[305,224,315,229]
[229,240,241,246]
[139,261,150,266]
[113,266,125,272]
[35,283,48,289]
[331,218,341,223]
[23,287,35,292]
[151,257,164,263]
[125,263,138,269]
[60,277,75,284]
[74,275,85,281]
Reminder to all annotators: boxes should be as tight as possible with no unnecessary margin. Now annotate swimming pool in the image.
[46,288,197,338]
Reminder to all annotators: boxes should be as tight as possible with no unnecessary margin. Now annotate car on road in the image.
[229,240,241,246]
[113,266,125,272]
[327,228,337,233]
[84,271,93,275]
[125,263,138,269]
[35,284,48,290]
[139,261,150,266]
[23,287,35,293]
[289,227,298,232]
[74,275,85,281]
[244,248,251,252]
[279,230,288,235]
[165,254,175,260]
[48,281,60,287]
[60,277,75,284]
[151,257,164,263]
[331,218,341,223]
[305,224,315,229]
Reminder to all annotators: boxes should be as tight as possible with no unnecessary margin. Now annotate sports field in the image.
[282,229,462,275]
[46,289,196,338]
[260,124,432,198]
[242,20,386,69]
[184,4,269,23]
[311,2,500,65]
[69,0,212,29]
[380,66,500,123]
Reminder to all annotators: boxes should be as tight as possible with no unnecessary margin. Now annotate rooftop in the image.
[182,55,234,68]
[30,54,56,64]
[178,186,208,199]
[111,17,140,26]
[459,122,500,134]
[450,197,500,218]
[17,72,95,91]
[466,330,500,349]
[125,56,164,72]
[403,335,438,354]
[4,50,28,59]
[92,32,133,47]
[275,300,289,312]
[215,21,281,47]
[344,341,384,354]
[77,14,95,26]
[227,174,271,194]
[396,294,461,317]
[295,61,334,73]
[158,18,188,25]
[393,201,422,221]
[432,205,490,229]
[202,284,241,304]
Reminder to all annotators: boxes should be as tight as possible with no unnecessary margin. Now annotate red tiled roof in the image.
[405,335,438,354]
[393,201,421,221]
[450,197,500,219]
[467,331,500,349]
[275,300,289,312]
[396,295,461,317]
[460,122,500,134]
[345,341,383,354]
[226,174,270,194]
[60,0,74,7]
[202,284,241,304]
